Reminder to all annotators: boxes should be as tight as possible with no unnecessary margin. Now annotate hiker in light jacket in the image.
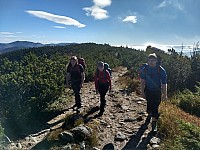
[140,53,167,132]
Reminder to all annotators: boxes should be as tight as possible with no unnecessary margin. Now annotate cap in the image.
[148,53,157,59]
[70,56,78,61]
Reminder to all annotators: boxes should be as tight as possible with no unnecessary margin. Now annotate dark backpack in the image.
[78,57,86,70]
[104,63,112,76]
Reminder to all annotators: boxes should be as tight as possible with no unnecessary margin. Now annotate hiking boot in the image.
[98,111,104,116]
[72,104,77,108]
[151,121,157,132]
[76,103,83,109]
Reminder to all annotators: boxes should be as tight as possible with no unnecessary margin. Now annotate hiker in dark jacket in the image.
[140,53,167,132]
[94,61,112,116]
[66,56,85,110]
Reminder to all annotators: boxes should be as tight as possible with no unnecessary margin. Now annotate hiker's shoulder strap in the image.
[103,69,107,79]
[142,65,148,74]
[158,65,167,80]
[77,64,84,73]
[157,65,161,75]
[139,64,148,80]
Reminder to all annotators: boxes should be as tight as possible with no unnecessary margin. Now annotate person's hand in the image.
[96,90,99,94]
[80,83,83,88]
[162,94,168,101]
[65,84,70,88]
[141,92,146,99]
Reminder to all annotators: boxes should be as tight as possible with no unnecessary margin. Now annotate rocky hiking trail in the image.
[7,67,162,150]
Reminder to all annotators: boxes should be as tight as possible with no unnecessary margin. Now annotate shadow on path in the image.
[83,106,102,123]
[122,115,154,150]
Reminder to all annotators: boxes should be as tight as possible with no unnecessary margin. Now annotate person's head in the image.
[148,53,157,68]
[97,61,104,72]
[70,56,78,66]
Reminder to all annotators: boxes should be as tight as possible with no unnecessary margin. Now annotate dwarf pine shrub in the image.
[174,85,200,117]
[0,123,4,142]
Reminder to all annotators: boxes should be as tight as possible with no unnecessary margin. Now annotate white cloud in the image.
[83,6,109,20]
[53,26,66,29]
[123,16,137,24]
[83,0,111,20]
[26,10,86,28]
[157,0,184,11]
[0,35,19,38]
[93,0,112,7]
[0,32,14,35]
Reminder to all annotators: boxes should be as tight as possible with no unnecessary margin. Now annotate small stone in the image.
[136,116,143,121]
[114,132,126,141]
[150,137,161,145]
[63,144,72,150]
[92,147,100,150]
[16,143,22,149]
[152,144,160,149]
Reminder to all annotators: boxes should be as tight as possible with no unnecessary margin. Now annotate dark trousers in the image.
[98,83,109,112]
[71,80,81,107]
[145,89,161,119]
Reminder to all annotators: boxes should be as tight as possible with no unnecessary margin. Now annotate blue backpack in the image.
[138,63,161,80]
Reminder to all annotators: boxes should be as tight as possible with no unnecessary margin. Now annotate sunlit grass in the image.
[159,101,200,149]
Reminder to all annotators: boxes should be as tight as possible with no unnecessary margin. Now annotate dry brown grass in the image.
[118,76,140,94]
[85,119,100,147]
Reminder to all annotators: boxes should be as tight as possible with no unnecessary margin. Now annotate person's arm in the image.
[140,79,146,98]
[94,72,99,94]
[65,72,70,87]
[80,72,85,88]
[139,69,146,98]
[65,63,71,87]
[161,68,167,100]
[162,84,167,100]
[106,71,112,91]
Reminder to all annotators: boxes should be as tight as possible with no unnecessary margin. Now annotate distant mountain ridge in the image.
[0,41,77,53]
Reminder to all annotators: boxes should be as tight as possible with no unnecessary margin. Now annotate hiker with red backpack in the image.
[140,53,167,132]
[94,61,112,116]
[66,56,85,110]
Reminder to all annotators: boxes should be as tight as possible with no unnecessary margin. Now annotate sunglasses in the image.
[148,59,157,62]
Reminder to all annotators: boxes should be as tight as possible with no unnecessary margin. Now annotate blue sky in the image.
[0,0,199,51]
